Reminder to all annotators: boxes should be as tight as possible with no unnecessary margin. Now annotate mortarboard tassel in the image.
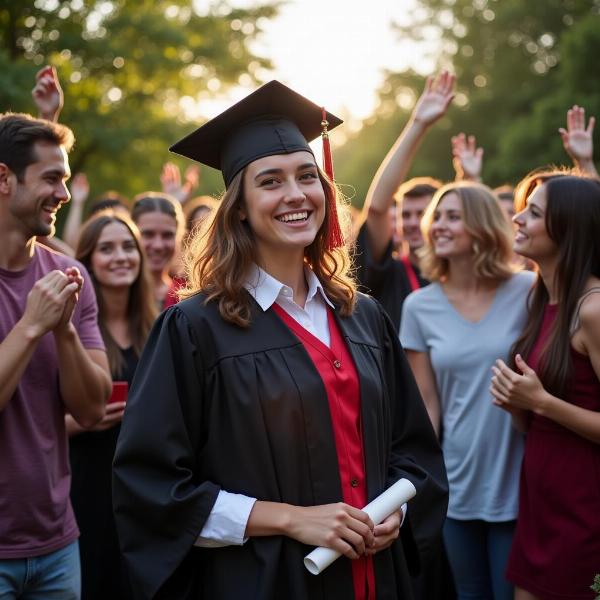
[321,108,344,250]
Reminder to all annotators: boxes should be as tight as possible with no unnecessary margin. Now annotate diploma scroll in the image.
[303,478,417,575]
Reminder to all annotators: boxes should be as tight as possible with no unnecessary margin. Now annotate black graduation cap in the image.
[169,80,343,188]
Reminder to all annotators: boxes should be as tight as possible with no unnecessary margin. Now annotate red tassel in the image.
[321,107,344,250]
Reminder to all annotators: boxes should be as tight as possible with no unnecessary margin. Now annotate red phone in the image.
[109,381,128,404]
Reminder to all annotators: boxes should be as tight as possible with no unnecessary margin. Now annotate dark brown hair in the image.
[76,210,157,376]
[0,112,75,181]
[131,192,185,237]
[395,176,442,203]
[180,168,356,327]
[510,169,600,396]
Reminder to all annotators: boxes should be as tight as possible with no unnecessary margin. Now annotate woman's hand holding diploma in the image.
[304,478,416,574]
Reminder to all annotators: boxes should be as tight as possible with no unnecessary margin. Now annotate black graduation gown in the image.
[112,292,448,600]
[354,223,429,332]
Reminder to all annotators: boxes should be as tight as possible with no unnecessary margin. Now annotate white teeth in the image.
[277,211,308,222]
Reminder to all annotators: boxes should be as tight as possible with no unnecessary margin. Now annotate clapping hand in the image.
[490,355,547,413]
[55,267,83,333]
[21,269,80,339]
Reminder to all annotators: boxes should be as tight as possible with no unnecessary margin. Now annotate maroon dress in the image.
[506,304,600,599]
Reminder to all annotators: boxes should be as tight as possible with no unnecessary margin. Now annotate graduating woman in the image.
[490,171,600,600]
[113,81,447,600]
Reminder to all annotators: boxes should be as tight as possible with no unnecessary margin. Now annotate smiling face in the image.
[135,211,179,276]
[513,183,558,262]
[8,142,71,237]
[429,192,473,258]
[240,151,326,262]
[90,221,141,289]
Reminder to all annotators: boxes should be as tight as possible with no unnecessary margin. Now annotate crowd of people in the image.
[0,64,598,600]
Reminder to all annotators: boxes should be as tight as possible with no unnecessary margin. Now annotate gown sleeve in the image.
[112,306,220,600]
[378,300,449,573]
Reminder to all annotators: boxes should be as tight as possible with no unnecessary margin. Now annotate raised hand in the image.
[412,70,456,127]
[559,105,595,164]
[160,162,200,203]
[452,132,484,181]
[183,164,200,194]
[32,65,64,122]
[69,173,90,205]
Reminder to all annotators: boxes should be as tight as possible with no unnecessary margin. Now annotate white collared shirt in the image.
[245,264,335,346]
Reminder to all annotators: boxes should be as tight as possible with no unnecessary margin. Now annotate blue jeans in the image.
[443,518,514,600]
[0,540,80,599]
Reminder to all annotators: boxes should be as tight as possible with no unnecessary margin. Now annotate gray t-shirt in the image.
[400,270,535,521]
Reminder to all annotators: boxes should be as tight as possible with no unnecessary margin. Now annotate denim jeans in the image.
[443,518,515,600]
[0,540,80,599]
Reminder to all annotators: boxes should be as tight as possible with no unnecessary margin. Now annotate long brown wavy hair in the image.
[510,169,600,397]
[419,181,516,283]
[180,167,356,327]
[76,210,158,376]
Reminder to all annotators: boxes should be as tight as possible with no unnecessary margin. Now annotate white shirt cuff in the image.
[194,490,257,548]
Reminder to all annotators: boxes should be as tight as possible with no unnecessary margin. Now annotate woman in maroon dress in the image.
[490,170,600,600]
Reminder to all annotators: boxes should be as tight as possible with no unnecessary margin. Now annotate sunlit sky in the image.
[194,0,440,137]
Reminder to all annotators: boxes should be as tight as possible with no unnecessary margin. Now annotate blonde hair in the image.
[419,181,515,282]
[180,167,356,327]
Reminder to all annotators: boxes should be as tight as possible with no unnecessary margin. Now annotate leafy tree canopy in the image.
[335,0,600,205]
[0,0,278,207]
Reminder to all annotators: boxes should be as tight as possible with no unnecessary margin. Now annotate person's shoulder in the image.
[578,285,600,333]
[166,292,216,327]
[403,281,441,308]
[170,292,254,341]
[507,269,537,290]
[35,242,90,277]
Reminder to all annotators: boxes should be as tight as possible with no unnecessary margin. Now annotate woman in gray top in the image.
[400,182,535,600]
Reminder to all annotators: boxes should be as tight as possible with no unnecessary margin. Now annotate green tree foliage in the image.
[335,0,600,205]
[0,0,278,204]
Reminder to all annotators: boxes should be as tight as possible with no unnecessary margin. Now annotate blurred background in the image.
[1,0,599,217]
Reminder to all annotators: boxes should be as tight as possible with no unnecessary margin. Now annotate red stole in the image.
[272,303,375,600]
[400,255,421,292]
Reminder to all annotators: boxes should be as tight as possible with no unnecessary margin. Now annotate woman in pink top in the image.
[491,170,600,600]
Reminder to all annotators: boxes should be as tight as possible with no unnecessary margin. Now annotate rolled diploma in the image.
[303,478,417,575]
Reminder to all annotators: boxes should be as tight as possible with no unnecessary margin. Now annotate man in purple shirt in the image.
[0,111,111,598]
